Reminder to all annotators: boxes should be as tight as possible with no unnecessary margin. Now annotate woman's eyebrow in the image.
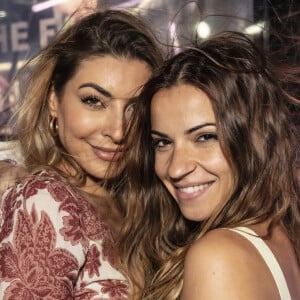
[151,130,169,138]
[79,83,113,98]
[184,123,216,134]
[151,123,216,137]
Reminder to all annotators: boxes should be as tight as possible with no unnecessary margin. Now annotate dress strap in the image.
[228,226,291,300]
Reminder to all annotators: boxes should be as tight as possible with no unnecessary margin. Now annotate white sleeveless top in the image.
[229,227,291,300]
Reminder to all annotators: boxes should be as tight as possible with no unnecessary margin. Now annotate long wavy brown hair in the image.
[115,31,300,299]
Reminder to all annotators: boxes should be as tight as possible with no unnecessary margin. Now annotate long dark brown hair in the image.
[116,31,300,299]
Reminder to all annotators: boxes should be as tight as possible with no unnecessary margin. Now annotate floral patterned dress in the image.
[0,170,128,300]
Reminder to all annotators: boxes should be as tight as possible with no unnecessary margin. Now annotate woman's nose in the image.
[167,145,196,180]
[103,106,125,144]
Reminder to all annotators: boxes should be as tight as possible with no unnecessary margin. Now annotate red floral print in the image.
[0,171,128,299]
[85,244,101,278]
[101,280,128,299]
[0,204,78,299]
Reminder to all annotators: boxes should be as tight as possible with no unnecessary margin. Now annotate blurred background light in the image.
[111,0,140,9]
[0,11,7,18]
[196,21,211,39]
[32,0,67,12]
[245,21,265,35]
[0,61,25,72]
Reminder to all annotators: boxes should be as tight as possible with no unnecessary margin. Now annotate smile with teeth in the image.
[178,183,211,194]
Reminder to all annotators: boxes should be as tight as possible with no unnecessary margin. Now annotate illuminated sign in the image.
[0,18,58,54]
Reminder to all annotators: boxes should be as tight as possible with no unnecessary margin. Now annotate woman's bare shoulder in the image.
[185,228,256,273]
[181,228,279,300]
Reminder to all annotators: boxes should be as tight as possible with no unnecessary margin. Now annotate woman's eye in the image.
[152,138,171,150]
[126,101,136,112]
[80,95,104,108]
[197,133,218,142]
[124,102,136,119]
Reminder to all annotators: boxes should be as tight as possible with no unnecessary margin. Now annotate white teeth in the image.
[179,183,210,194]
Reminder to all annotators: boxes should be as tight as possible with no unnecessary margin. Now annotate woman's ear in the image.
[48,87,59,118]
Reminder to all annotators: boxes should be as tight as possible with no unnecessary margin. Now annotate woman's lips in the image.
[92,146,124,162]
[174,182,213,202]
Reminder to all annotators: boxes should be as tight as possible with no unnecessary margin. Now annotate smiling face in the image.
[49,55,152,189]
[151,84,234,221]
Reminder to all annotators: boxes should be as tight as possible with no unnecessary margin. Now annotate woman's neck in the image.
[81,175,107,196]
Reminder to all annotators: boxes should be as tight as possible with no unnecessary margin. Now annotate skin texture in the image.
[181,228,281,300]
[151,84,234,221]
[181,223,300,299]
[49,55,152,194]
